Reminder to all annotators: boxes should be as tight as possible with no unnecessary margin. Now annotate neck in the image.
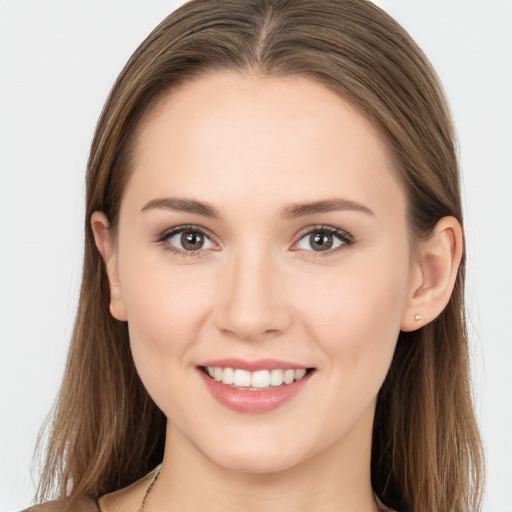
[149,416,380,512]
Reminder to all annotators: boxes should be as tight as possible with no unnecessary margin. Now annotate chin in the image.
[190,424,323,476]
[207,444,306,475]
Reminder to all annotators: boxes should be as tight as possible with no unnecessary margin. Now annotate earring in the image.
[414,314,422,321]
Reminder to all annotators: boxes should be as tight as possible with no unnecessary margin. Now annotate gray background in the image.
[0,1,511,510]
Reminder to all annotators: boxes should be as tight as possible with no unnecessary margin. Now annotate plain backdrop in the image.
[0,1,511,511]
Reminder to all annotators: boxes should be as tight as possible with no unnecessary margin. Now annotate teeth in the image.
[283,369,295,384]
[295,368,307,380]
[221,367,234,385]
[233,369,251,387]
[270,369,284,386]
[205,366,309,389]
[251,370,270,388]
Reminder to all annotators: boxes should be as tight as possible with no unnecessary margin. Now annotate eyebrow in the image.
[140,196,373,220]
[141,197,221,219]
[281,198,374,219]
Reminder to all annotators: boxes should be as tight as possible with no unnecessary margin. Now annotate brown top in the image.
[22,496,100,512]
[23,494,397,512]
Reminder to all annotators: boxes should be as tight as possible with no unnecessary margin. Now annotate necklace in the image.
[138,466,161,512]
[137,466,393,512]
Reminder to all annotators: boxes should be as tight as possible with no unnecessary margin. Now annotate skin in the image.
[93,72,462,512]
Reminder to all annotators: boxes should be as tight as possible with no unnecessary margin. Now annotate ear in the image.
[90,211,127,321]
[401,216,463,332]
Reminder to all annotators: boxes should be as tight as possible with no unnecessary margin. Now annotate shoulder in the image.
[22,466,158,512]
[22,496,100,512]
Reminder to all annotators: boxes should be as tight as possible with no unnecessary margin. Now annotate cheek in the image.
[117,246,215,372]
[119,254,219,418]
[298,247,410,379]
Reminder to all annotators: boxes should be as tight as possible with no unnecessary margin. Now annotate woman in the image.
[25,0,484,511]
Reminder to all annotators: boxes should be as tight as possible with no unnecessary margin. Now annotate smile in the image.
[204,366,308,390]
[198,360,315,414]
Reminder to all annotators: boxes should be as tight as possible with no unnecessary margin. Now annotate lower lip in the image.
[199,370,312,414]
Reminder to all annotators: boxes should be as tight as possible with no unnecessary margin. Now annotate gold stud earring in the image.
[414,314,422,321]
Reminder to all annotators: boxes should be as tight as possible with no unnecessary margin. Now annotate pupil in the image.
[181,232,204,250]
[311,233,333,251]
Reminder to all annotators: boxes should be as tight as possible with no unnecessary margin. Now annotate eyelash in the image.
[292,225,354,256]
[157,224,216,257]
[156,224,354,258]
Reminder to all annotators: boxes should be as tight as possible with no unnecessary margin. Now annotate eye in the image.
[294,226,352,253]
[159,225,217,254]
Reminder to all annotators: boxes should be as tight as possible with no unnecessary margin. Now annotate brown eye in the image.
[310,232,333,251]
[295,227,352,253]
[181,231,205,250]
[163,227,216,253]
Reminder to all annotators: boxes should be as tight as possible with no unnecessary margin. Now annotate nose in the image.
[213,247,292,341]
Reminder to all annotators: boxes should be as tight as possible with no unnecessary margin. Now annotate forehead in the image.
[123,71,406,221]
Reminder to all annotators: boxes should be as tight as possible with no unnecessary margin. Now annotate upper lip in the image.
[199,358,310,372]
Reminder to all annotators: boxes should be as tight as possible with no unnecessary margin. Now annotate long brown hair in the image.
[37,1,484,510]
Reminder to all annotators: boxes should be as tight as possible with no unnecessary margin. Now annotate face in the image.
[101,72,416,474]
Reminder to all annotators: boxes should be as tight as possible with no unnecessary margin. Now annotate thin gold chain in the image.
[136,466,391,512]
[138,466,161,512]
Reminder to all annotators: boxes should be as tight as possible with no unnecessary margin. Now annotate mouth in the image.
[197,360,316,413]
[200,366,314,391]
